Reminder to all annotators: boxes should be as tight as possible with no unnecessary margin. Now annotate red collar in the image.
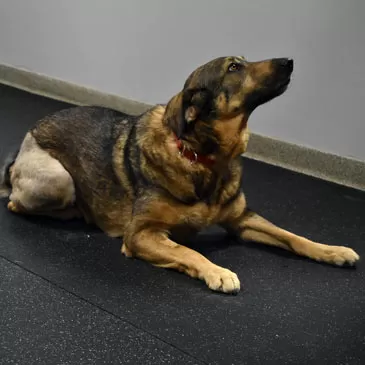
[174,135,215,167]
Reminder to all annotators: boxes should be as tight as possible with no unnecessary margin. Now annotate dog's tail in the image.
[0,149,19,198]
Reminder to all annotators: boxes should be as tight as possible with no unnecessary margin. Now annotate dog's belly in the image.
[90,197,133,238]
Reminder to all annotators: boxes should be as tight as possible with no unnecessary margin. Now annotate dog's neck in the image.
[175,115,249,163]
[173,133,215,167]
[162,94,248,165]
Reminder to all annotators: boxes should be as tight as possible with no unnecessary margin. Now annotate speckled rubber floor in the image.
[0,84,365,365]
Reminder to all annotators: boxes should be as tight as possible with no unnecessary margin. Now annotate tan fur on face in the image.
[215,92,243,116]
[250,60,273,77]
[243,60,275,92]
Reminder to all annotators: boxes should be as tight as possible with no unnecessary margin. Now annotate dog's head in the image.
[164,56,293,157]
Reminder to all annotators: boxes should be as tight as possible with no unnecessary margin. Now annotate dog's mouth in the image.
[244,58,293,113]
[276,76,291,90]
[271,57,294,92]
[272,76,292,96]
[244,76,292,113]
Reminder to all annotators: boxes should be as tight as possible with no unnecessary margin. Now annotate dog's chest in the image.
[179,202,224,229]
[168,202,227,245]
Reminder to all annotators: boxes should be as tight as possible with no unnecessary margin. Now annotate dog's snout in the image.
[274,58,294,71]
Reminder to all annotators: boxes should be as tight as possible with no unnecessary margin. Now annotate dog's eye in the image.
[228,63,241,72]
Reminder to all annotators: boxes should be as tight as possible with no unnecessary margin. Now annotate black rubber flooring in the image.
[0,84,365,365]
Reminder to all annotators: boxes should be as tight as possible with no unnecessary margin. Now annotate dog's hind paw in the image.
[7,200,22,213]
[121,243,133,258]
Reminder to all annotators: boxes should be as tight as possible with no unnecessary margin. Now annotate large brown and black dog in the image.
[0,56,360,293]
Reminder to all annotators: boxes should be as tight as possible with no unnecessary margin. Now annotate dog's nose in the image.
[275,58,294,71]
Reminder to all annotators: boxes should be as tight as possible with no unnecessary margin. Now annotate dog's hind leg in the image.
[7,201,82,220]
[7,132,81,220]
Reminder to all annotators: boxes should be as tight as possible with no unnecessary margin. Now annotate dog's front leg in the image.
[122,226,240,294]
[223,194,360,266]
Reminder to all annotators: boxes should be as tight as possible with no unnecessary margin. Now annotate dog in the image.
[0,56,360,294]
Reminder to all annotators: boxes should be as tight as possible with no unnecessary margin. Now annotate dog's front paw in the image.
[320,246,360,266]
[204,265,240,294]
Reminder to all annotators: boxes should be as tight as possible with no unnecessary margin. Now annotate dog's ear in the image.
[165,89,210,138]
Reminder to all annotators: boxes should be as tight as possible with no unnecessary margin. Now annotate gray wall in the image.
[0,0,364,160]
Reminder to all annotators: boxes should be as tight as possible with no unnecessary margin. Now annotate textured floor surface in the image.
[0,84,365,365]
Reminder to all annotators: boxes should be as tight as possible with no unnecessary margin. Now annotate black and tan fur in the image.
[0,56,359,293]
